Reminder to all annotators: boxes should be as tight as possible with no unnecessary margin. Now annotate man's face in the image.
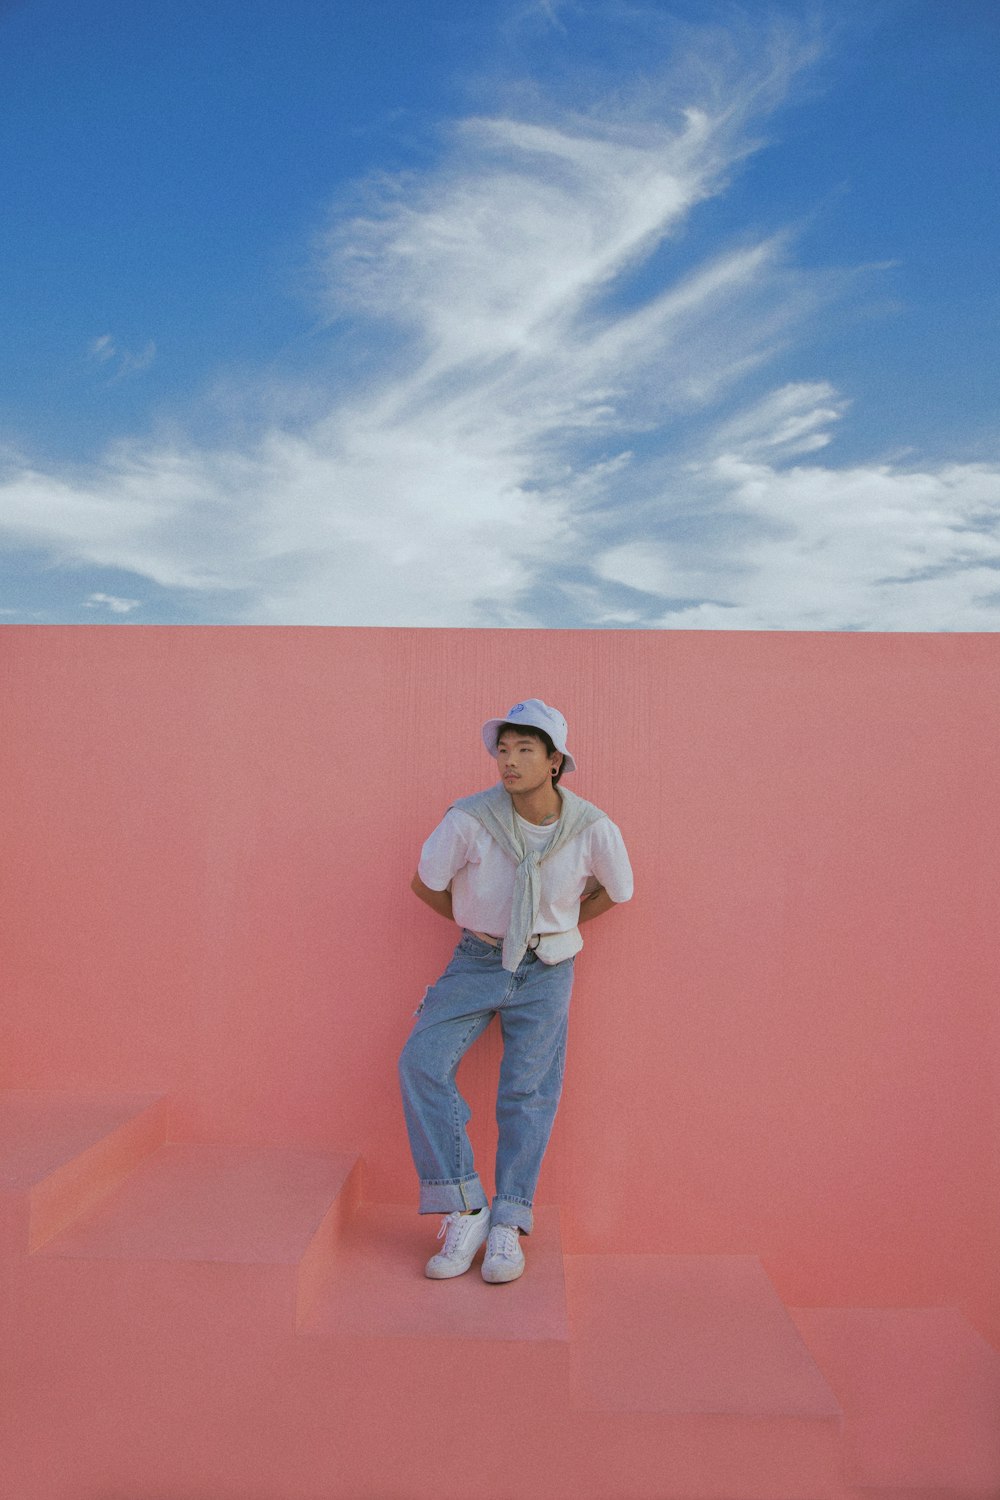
[496,730,561,793]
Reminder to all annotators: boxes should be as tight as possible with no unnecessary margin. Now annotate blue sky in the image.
[2,0,998,628]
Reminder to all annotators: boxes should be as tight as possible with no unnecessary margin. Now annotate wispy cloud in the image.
[84,591,142,614]
[2,16,998,629]
[89,335,117,365]
[595,383,1000,629]
[87,333,157,381]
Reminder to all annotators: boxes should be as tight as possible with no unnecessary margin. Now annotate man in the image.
[398,698,633,1284]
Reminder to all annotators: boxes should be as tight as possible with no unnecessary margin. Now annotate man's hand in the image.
[411,872,454,922]
[578,883,616,924]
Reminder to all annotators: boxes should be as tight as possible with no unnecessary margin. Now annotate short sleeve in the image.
[417,809,478,892]
[588,819,634,903]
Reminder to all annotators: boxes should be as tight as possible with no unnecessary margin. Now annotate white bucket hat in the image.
[481,698,577,774]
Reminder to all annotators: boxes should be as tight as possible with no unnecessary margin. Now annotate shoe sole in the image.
[424,1253,483,1279]
[481,1259,525,1284]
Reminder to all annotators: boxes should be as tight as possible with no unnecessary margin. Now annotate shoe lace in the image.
[436,1211,474,1256]
[489,1224,520,1260]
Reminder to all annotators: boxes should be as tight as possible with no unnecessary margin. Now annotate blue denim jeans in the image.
[398,930,575,1234]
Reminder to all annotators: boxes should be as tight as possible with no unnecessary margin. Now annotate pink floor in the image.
[4,626,1000,1497]
[3,1091,1000,1499]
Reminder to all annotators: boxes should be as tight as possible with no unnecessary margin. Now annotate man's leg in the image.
[398,932,510,1216]
[490,953,575,1236]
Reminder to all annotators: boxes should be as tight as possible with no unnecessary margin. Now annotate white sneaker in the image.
[424,1209,491,1279]
[481,1223,525,1283]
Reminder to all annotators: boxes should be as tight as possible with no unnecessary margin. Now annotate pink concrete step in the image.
[564,1254,844,1499]
[303,1233,845,1498]
[791,1306,1000,1496]
[36,1142,362,1328]
[29,1205,1000,1500]
[302,1201,568,1342]
[0,1089,169,1254]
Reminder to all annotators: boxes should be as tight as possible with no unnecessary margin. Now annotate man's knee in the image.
[398,1036,417,1082]
[399,1031,437,1089]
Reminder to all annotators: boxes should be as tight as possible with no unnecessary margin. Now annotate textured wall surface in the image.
[4,626,998,1319]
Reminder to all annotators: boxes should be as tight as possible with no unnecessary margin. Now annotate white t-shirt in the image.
[418,803,634,941]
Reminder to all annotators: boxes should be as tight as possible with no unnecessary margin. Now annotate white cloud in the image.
[712,381,850,458]
[2,19,998,631]
[84,592,142,614]
[595,385,1000,629]
[89,334,117,365]
[87,334,156,381]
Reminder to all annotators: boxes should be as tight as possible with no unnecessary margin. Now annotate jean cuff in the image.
[418,1174,489,1215]
[491,1195,533,1235]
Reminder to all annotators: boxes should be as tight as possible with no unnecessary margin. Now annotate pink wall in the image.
[4,627,999,1326]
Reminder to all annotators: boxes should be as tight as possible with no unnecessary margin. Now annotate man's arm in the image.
[411,872,454,922]
[578,884,616,924]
